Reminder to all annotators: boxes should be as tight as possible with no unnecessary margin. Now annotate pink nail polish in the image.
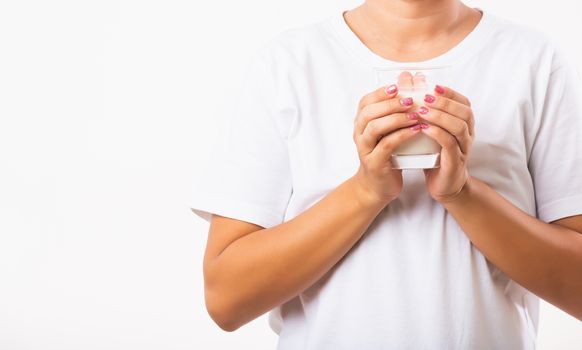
[385,84,398,95]
[411,124,422,131]
[418,106,429,115]
[400,97,413,106]
[435,85,445,95]
[407,112,419,120]
[420,123,430,129]
[424,94,436,104]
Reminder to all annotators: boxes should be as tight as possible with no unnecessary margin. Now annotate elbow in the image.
[204,286,244,332]
[209,311,241,333]
[203,254,255,332]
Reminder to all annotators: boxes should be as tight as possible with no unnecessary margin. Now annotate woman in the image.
[191,0,582,348]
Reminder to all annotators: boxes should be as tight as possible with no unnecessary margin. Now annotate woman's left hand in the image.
[418,85,475,203]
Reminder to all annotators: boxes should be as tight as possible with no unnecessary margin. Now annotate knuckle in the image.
[360,104,371,118]
[353,116,362,132]
[379,134,395,151]
[359,116,373,131]
[444,135,457,148]
[432,126,450,146]
[461,110,472,124]
[431,110,443,121]
[441,97,451,110]
[384,98,400,114]
[358,96,368,110]
[397,112,411,123]
[453,123,467,138]
[461,122,469,135]
[389,130,408,149]
[366,120,380,137]
[354,134,364,149]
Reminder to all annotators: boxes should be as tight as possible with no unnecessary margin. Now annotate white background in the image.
[0,0,581,349]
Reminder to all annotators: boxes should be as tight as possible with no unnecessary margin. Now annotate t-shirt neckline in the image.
[329,7,494,68]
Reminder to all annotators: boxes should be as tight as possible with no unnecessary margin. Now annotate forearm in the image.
[207,176,388,329]
[443,176,582,319]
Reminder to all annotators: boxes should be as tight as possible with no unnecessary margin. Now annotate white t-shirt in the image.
[191,8,582,349]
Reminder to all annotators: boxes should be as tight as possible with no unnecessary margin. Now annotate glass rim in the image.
[372,65,452,72]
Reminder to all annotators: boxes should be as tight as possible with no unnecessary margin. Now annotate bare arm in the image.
[442,176,582,320]
[413,84,582,321]
[204,176,386,331]
[202,84,421,331]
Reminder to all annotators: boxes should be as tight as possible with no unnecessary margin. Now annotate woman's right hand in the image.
[352,84,423,205]
[204,84,423,330]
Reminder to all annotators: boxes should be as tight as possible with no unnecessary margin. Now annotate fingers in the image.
[417,106,472,155]
[423,93,475,136]
[354,95,415,135]
[419,123,465,160]
[360,112,421,152]
[357,83,399,112]
[433,84,471,107]
[368,125,423,169]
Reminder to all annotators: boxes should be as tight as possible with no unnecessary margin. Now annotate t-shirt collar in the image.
[328,7,495,68]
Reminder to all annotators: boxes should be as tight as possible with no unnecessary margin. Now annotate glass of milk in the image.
[373,66,451,169]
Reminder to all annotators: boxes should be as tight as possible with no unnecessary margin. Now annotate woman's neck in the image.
[344,0,481,62]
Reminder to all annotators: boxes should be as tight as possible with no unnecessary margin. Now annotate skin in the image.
[418,85,582,321]
[204,87,419,331]
[202,0,582,331]
[344,0,483,63]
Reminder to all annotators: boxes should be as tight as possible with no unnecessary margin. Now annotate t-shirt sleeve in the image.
[190,51,294,229]
[528,50,582,223]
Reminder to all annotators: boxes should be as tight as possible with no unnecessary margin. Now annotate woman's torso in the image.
[261,9,554,349]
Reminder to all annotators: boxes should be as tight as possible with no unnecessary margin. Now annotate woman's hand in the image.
[418,85,475,203]
[352,84,423,205]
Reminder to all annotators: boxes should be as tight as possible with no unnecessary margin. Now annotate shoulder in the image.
[252,16,336,69]
[488,14,549,46]
[485,12,565,71]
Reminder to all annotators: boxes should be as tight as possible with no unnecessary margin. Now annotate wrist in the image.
[440,175,475,207]
[348,175,394,210]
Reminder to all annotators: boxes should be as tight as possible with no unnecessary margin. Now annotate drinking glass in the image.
[374,66,451,169]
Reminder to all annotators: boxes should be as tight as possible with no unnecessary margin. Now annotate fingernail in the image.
[400,97,413,106]
[385,84,398,95]
[424,94,436,104]
[407,112,419,120]
[420,123,430,129]
[411,124,422,131]
[418,106,429,115]
[435,85,445,95]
